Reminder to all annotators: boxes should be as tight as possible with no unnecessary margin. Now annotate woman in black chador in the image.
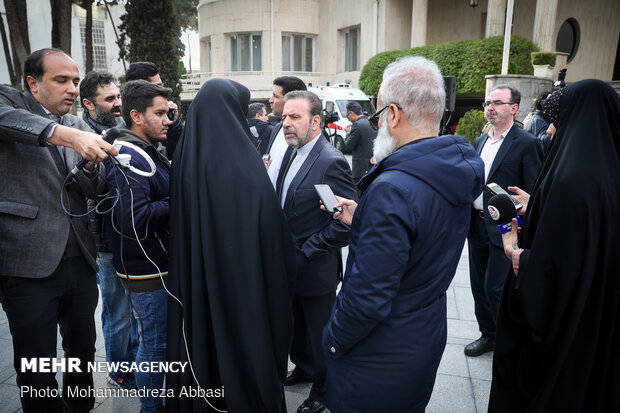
[489,79,620,412]
[167,78,295,412]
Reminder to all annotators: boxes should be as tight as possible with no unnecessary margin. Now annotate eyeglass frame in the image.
[482,100,516,109]
[369,103,403,131]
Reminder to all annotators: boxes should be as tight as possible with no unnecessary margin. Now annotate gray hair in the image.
[284,90,323,120]
[379,56,445,132]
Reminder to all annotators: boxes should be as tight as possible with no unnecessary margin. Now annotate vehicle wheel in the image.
[333,136,344,152]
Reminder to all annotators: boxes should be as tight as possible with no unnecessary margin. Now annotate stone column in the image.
[410,0,428,47]
[532,0,559,51]
[486,0,507,37]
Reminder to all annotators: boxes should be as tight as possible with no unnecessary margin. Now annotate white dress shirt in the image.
[268,126,288,189]
[280,133,321,207]
[472,123,513,210]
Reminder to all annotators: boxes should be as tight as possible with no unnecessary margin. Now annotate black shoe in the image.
[297,398,326,413]
[284,368,313,386]
[464,335,495,357]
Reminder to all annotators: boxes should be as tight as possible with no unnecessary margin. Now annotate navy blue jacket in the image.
[247,118,274,154]
[323,135,484,412]
[103,129,170,290]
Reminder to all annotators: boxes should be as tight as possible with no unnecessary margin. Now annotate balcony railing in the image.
[180,71,337,101]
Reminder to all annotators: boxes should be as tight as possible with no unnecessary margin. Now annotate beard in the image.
[373,119,397,163]
[284,120,314,149]
[94,105,121,127]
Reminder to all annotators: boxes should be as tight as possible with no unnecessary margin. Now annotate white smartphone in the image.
[486,182,522,210]
[314,184,343,213]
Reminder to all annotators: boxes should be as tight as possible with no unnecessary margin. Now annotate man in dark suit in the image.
[465,84,543,357]
[342,101,376,182]
[265,76,307,189]
[0,48,116,412]
[278,91,358,413]
[247,102,273,154]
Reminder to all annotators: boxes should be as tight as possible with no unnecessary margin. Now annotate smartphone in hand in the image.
[486,182,523,210]
[314,184,342,213]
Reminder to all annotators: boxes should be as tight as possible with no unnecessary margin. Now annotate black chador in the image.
[166,79,296,412]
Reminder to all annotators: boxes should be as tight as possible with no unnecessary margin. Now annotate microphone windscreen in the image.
[102,127,121,143]
[488,194,517,224]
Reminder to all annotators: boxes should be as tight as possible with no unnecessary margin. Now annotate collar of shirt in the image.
[280,133,321,207]
[489,122,513,142]
[294,132,321,157]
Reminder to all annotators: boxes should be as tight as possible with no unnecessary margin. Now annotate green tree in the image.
[359,35,538,96]
[177,0,199,31]
[118,0,184,99]
[455,109,486,146]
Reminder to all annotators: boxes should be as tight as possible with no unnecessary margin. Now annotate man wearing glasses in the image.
[465,85,543,357]
[322,56,484,412]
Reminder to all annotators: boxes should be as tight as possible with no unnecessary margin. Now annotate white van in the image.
[308,84,376,151]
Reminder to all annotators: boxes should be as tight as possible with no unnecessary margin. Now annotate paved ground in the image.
[0,242,491,413]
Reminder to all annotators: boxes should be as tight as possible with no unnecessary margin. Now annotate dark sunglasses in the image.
[369,103,402,131]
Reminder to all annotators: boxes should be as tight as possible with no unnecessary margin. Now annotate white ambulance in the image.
[308,84,376,151]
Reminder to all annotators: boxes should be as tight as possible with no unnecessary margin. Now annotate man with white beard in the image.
[321,56,485,413]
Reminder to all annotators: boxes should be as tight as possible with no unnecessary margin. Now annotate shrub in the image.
[455,109,486,146]
[359,35,538,96]
[531,51,557,66]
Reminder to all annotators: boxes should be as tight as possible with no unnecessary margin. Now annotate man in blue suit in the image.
[278,90,358,413]
[465,85,543,357]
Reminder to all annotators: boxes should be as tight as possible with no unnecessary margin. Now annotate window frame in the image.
[79,18,108,71]
[341,26,361,72]
[281,33,316,72]
[229,32,262,72]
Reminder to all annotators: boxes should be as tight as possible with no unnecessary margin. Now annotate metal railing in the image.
[180,71,338,100]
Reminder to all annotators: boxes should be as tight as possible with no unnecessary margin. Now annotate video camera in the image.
[323,108,339,125]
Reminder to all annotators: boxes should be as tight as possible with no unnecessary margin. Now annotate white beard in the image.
[372,120,397,163]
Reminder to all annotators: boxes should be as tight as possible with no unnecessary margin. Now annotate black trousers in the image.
[0,256,98,413]
[290,292,336,402]
[467,212,512,337]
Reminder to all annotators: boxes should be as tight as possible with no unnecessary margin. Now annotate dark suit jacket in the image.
[472,125,543,246]
[248,118,274,155]
[282,135,358,296]
[0,85,100,278]
[342,116,376,179]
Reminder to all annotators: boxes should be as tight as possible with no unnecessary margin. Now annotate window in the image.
[341,26,360,72]
[80,19,108,70]
[556,18,580,63]
[230,33,261,71]
[282,34,315,72]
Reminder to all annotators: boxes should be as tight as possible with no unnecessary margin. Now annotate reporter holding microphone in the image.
[489,80,620,413]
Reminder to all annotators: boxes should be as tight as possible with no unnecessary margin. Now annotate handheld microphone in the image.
[488,194,522,234]
[69,127,121,177]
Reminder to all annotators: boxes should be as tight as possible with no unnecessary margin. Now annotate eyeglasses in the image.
[369,103,402,130]
[482,100,515,108]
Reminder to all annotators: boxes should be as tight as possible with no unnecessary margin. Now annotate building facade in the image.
[184,0,620,100]
[0,1,125,85]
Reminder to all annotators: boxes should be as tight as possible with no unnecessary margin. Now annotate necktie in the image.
[277,148,297,203]
[276,146,294,199]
